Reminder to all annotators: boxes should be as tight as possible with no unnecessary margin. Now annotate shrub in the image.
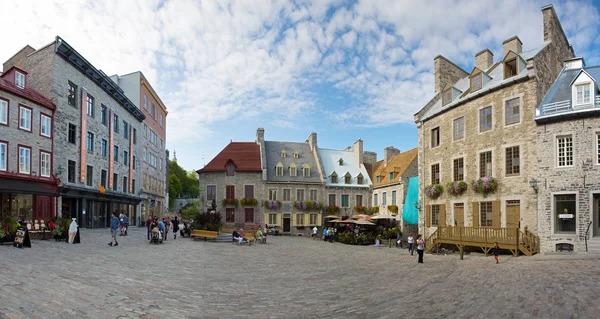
[181,201,200,220]
[354,206,366,213]
[191,210,223,231]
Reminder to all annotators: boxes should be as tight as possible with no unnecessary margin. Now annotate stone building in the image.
[110,72,168,221]
[4,37,145,228]
[0,66,58,221]
[535,58,600,252]
[369,147,418,228]
[413,5,573,242]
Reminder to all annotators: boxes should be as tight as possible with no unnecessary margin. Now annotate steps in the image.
[586,238,600,252]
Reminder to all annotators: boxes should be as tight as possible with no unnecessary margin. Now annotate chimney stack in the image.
[353,138,363,166]
[542,4,575,58]
[256,127,264,144]
[384,147,401,166]
[433,55,469,93]
[307,132,318,151]
[502,36,522,56]
[475,49,494,70]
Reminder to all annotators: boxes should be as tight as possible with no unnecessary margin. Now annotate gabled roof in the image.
[371,148,418,188]
[319,149,372,188]
[198,142,261,173]
[264,140,321,183]
[568,69,596,86]
[0,75,55,110]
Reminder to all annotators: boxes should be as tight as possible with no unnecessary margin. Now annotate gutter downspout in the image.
[420,120,425,238]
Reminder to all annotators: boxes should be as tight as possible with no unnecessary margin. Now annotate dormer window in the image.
[331,172,338,184]
[504,58,517,79]
[226,163,235,176]
[575,84,592,105]
[275,162,284,176]
[289,163,297,177]
[389,172,395,180]
[376,176,380,183]
[344,173,351,184]
[338,158,343,166]
[357,174,364,185]
[442,88,452,106]
[302,164,310,177]
[293,151,299,158]
[281,150,286,158]
[15,71,25,88]
[470,73,482,91]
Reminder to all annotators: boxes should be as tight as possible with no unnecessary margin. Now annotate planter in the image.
[471,177,498,194]
[446,181,468,196]
[425,184,443,199]
[387,205,399,214]
[264,200,282,210]
[222,198,239,207]
[326,206,340,214]
[240,198,258,206]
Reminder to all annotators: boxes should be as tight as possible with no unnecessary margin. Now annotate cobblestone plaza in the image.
[1,227,600,318]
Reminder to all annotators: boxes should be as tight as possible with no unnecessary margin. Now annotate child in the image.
[493,242,500,264]
[375,235,381,247]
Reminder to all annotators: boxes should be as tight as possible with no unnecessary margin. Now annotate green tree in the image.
[168,174,182,209]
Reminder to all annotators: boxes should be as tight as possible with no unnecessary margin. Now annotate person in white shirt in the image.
[408,234,414,255]
[312,226,318,240]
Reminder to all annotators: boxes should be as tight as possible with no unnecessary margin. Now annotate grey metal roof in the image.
[264,141,321,183]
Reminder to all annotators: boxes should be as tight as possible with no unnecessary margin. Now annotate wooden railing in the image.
[425,226,540,256]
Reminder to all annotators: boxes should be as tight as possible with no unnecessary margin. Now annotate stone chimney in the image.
[363,151,377,164]
[503,36,522,56]
[256,127,264,144]
[307,132,318,151]
[542,5,575,57]
[475,49,494,70]
[384,147,401,166]
[564,57,585,70]
[353,139,363,166]
[433,55,469,93]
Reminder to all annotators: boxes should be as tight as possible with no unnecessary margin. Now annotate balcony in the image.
[537,96,600,118]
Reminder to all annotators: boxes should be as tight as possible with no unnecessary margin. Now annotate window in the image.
[86,165,93,186]
[268,214,277,225]
[133,128,137,144]
[309,190,318,201]
[160,114,164,127]
[101,170,107,188]
[68,124,76,144]
[391,191,397,205]
[269,189,277,201]
[68,82,76,106]
[374,194,378,206]
[302,165,310,177]
[310,214,318,225]
[123,121,129,139]
[431,205,440,226]
[245,185,254,198]
[341,195,349,207]
[297,189,304,202]
[382,192,387,206]
[0,142,6,171]
[442,88,452,106]
[245,208,254,223]
[132,179,135,194]
[283,189,291,201]
[555,194,576,233]
[123,177,128,193]
[356,195,363,206]
[376,176,380,184]
[114,146,119,163]
[328,194,336,207]
[15,71,25,88]
[226,163,235,176]
[597,133,600,165]
[471,73,482,91]
[505,146,520,176]
[101,105,107,125]
[275,164,283,176]
[431,163,440,184]
[124,151,129,166]
[86,95,94,117]
[389,172,394,181]
[143,124,147,137]
[40,114,51,137]
[144,94,148,110]
[132,155,136,169]
[68,160,76,183]
[431,127,440,147]
[113,174,118,191]
[479,151,492,178]
[504,59,517,78]
[576,84,592,105]
[160,158,163,170]
[357,174,364,185]
[0,99,7,125]
[293,151,298,158]
[151,103,156,118]
[505,98,520,125]
[18,146,30,174]
[453,117,464,141]
[280,150,286,158]
[479,106,492,132]
[479,202,493,227]
[453,158,464,181]
[87,132,94,152]
[207,185,216,201]
[296,214,304,226]
[289,164,297,177]
[113,114,119,133]
[557,136,573,167]
[331,173,338,184]
[226,185,235,199]
[143,147,147,162]
[344,174,351,184]
[19,106,31,131]
[40,152,51,177]
[101,139,107,157]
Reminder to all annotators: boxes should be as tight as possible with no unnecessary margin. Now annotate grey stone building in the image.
[4,37,145,228]
[0,66,58,221]
[535,58,600,252]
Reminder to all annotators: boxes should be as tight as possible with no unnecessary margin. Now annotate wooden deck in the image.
[425,226,540,256]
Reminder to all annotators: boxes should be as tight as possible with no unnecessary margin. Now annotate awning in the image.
[0,178,58,196]
[60,186,142,204]
[402,176,419,225]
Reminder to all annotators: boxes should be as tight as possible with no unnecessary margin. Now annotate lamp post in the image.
[529,178,538,192]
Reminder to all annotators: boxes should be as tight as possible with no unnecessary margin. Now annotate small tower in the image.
[173,149,178,163]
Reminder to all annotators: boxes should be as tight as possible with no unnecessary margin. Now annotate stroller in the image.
[149,227,163,244]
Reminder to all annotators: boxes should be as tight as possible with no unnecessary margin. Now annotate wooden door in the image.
[454,203,464,226]
[506,200,520,229]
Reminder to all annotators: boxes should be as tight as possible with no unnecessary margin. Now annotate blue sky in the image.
[2,0,600,171]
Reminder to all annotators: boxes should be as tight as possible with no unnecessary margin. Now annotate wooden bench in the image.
[190,230,218,241]
[232,231,256,245]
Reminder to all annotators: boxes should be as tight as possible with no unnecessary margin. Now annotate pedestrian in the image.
[416,234,425,264]
[375,235,381,247]
[123,214,129,236]
[396,231,403,248]
[323,227,328,241]
[108,212,119,247]
[408,233,414,255]
[163,217,169,241]
[493,242,500,264]
[146,216,152,240]
[312,226,317,240]
[328,227,334,243]
[172,216,180,240]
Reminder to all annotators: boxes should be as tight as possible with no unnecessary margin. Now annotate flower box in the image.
[222,198,239,207]
[264,200,282,210]
[326,206,340,214]
[472,177,498,194]
[425,184,443,199]
[446,181,468,196]
[387,205,399,214]
[354,205,366,213]
[240,198,258,206]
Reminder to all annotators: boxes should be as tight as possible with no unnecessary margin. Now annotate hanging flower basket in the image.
[264,200,282,210]
[425,184,444,199]
[294,201,307,210]
[446,181,468,196]
[368,206,379,214]
[222,198,239,207]
[240,198,258,206]
[472,177,498,194]
[387,205,399,214]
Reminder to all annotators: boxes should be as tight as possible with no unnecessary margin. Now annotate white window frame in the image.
[40,151,51,177]
[478,104,493,133]
[575,83,592,106]
[502,94,523,127]
[477,148,494,178]
[550,191,578,236]
[0,142,7,171]
[283,188,291,201]
[19,106,31,131]
[452,155,466,182]
[269,189,277,201]
[15,71,25,88]
[452,116,465,141]
[40,114,51,137]
[0,99,8,125]
[430,160,441,185]
[479,201,493,227]
[556,135,574,168]
[309,189,318,201]
[18,146,31,174]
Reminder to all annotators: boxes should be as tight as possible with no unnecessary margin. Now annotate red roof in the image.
[0,71,55,110]
[198,142,261,173]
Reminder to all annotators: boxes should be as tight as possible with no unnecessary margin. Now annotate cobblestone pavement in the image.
[1,227,600,319]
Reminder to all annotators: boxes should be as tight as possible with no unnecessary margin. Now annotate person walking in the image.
[416,234,425,264]
[123,214,129,236]
[108,212,119,247]
[312,226,318,240]
[396,231,403,248]
[172,217,180,240]
[146,216,152,240]
[407,234,414,255]
[163,217,169,241]
[493,242,500,264]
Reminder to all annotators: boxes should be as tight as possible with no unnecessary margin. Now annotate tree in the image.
[168,174,182,209]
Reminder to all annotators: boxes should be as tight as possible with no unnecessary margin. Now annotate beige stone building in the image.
[414,5,574,246]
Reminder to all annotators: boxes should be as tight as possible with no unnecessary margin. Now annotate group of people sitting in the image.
[232,227,267,245]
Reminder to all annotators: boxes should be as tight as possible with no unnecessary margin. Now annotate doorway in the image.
[506,200,520,229]
[454,203,464,227]
[594,195,600,237]
[283,214,291,233]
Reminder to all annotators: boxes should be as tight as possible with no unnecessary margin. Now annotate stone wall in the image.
[434,55,469,93]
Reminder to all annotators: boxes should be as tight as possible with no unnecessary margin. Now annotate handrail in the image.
[433,226,540,256]
[424,229,438,253]
[585,221,593,253]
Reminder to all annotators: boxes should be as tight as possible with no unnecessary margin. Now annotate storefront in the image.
[0,179,58,222]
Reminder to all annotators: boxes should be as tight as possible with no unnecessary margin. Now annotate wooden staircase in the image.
[425,226,540,257]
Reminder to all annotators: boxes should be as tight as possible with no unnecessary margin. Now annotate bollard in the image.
[459,245,464,260]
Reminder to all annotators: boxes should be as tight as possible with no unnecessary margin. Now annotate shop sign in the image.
[558,214,574,219]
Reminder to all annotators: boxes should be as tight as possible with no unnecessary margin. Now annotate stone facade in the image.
[434,55,468,93]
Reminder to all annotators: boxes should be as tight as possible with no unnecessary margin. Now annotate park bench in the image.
[190,230,218,241]
[232,231,256,245]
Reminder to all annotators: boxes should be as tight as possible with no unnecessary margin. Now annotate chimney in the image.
[307,132,318,151]
[256,127,264,144]
[363,151,377,164]
[542,4,575,58]
[502,36,522,56]
[384,147,401,166]
[433,55,469,93]
[564,57,585,70]
[353,139,363,166]
[475,49,494,70]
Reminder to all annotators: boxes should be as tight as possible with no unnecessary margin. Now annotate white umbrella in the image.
[371,214,396,220]
[354,220,376,225]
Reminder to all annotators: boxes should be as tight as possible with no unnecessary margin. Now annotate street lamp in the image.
[414,202,421,210]
[529,178,538,192]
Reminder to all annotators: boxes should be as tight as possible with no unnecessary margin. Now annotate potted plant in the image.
[472,177,498,194]
[446,181,468,196]
[425,184,443,199]
[369,206,380,214]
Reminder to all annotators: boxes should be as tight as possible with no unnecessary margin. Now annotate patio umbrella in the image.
[323,215,339,219]
[350,214,370,220]
[371,214,397,220]
[328,219,342,223]
[354,220,376,226]
[339,219,356,224]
